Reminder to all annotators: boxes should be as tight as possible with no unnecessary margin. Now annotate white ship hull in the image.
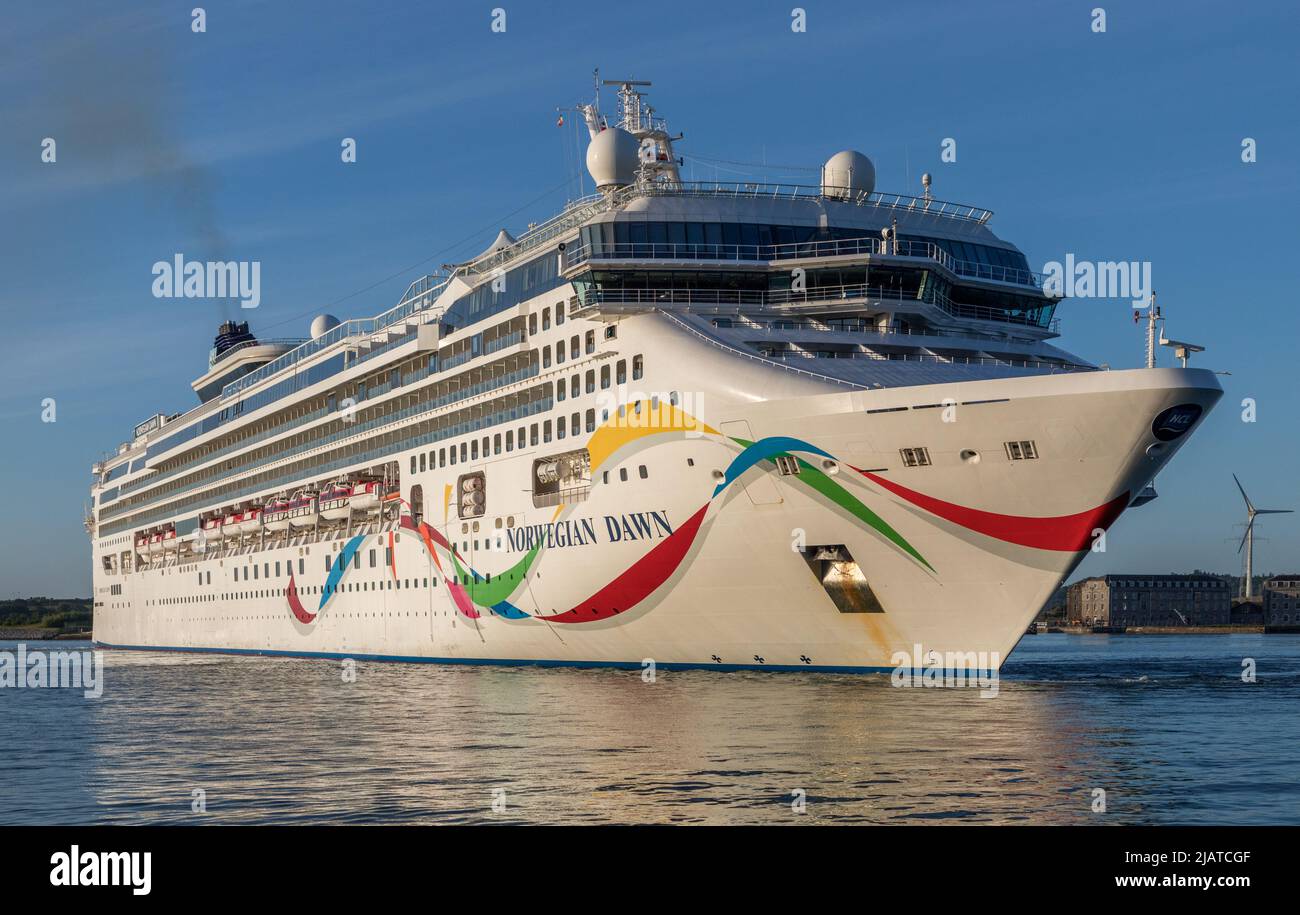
[91,352,1220,672]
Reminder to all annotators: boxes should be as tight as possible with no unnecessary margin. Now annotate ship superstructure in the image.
[87,80,1221,671]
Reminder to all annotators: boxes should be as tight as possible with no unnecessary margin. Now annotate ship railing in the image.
[632,181,994,224]
[711,317,1059,343]
[576,284,1056,330]
[654,309,861,389]
[563,238,1046,289]
[764,350,1086,372]
[218,275,450,403]
[208,337,307,367]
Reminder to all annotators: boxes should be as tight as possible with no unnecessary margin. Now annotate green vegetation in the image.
[0,598,92,632]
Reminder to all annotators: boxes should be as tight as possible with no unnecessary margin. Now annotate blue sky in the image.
[2,0,1298,597]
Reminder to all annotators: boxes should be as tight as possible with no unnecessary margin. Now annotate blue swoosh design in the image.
[713,436,833,496]
[318,534,366,610]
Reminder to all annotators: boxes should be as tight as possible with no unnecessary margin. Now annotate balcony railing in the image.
[577,283,1057,330]
[563,237,1046,290]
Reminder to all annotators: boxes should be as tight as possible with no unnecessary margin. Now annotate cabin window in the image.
[586,409,596,433]
[543,420,553,443]
[542,307,551,330]
[585,370,595,394]
[542,346,551,368]
[556,301,566,324]
[506,430,514,451]
[494,434,502,455]
[528,314,537,335]
[633,355,644,380]
[420,453,426,472]
[557,415,566,439]
[585,330,596,354]
[570,335,580,359]
[556,341,565,365]
[600,365,610,389]
[471,439,479,460]
[639,465,648,479]
[616,360,627,384]
[570,375,580,398]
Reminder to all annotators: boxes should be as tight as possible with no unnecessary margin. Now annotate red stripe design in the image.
[853,467,1129,552]
[534,504,709,623]
[285,572,315,623]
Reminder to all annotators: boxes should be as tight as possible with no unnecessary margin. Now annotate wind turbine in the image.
[1234,474,1293,598]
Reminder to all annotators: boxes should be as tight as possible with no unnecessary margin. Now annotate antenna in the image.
[1233,474,1293,598]
[1135,291,1163,368]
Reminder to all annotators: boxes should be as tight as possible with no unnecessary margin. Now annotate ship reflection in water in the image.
[2,634,1297,824]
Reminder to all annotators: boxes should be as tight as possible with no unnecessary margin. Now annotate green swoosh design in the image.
[729,437,934,573]
[450,540,542,607]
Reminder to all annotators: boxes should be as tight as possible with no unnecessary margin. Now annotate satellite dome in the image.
[586,127,641,190]
[821,150,876,199]
[310,313,341,339]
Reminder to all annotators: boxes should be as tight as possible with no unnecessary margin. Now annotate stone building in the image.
[1066,574,1231,627]
[1262,576,1300,630]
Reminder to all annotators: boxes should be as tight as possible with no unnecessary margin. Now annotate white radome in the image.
[821,149,876,199]
[586,127,641,189]
[310,314,341,339]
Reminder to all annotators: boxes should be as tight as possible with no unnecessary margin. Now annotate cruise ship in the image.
[87,79,1222,672]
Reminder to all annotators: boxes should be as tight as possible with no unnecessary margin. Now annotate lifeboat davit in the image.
[238,507,263,535]
[162,528,178,552]
[135,533,151,560]
[263,496,292,533]
[318,481,353,522]
[286,490,319,530]
[349,480,383,515]
[147,532,165,555]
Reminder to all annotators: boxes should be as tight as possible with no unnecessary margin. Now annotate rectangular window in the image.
[556,301,566,325]
[298,558,304,575]
[471,439,479,460]
[542,346,551,368]
[506,430,514,451]
[369,549,376,568]
[557,415,566,439]
[530,424,539,446]
[543,420,552,443]
[494,434,502,455]
[570,335,580,359]
[585,330,595,354]
[632,354,644,380]
[586,409,596,433]
[1005,440,1039,460]
[616,360,627,384]
[600,365,610,389]
[420,453,426,472]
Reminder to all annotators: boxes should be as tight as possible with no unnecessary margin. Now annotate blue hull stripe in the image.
[92,641,933,675]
